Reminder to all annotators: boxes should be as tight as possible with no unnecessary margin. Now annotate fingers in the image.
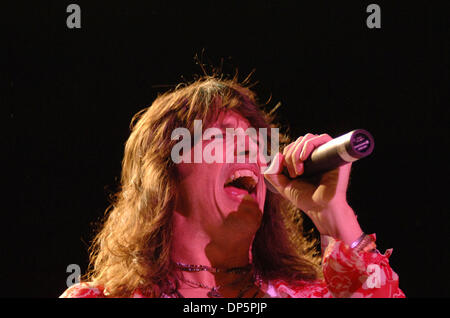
[263,168,292,197]
[283,133,333,178]
[283,136,304,178]
[264,152,292,195]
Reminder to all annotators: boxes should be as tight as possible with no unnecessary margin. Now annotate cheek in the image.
[176,159,222,192]
[176,164,218,208]
[176,162,215,184]
[175,162,191,179]
[174,141,204,178]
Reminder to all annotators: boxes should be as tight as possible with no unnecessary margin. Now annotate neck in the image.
[171,210,256,289]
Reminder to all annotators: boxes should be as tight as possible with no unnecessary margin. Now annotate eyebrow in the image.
[218,123,238,129]
[219,117,253,128]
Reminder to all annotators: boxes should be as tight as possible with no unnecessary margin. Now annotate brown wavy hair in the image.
[84,74,322,297]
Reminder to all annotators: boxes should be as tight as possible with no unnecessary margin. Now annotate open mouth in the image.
[223,169,258,200]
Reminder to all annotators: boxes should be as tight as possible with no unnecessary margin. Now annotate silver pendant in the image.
[207,287,222,298]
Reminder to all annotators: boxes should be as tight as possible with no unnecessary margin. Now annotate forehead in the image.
[212,110,252,129]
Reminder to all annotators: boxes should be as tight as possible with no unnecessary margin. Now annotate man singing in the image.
[61,75,404,298]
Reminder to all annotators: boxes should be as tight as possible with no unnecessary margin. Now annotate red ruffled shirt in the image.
[60,234,405,298]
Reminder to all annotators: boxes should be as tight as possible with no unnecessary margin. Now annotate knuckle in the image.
[293,144,302,160]
[284,152,293,164]
[303,139,311,149]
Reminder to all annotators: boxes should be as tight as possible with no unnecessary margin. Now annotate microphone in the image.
[264,129,374,193]
[298,129,375,178]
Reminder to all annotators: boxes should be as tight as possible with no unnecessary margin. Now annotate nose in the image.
[234,130,261,164]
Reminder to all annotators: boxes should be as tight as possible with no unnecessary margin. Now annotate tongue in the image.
[224,185,249,196]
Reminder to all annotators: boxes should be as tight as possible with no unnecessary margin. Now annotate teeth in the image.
[224,169,259,193]
[225,169,258,185]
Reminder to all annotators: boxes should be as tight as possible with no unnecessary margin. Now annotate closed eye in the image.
[207,133,225,143]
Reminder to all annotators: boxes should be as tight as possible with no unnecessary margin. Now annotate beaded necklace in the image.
[175,262,261,298]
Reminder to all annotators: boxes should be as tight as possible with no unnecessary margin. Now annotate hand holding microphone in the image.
[263,129,374,238]
[264,129,374,187]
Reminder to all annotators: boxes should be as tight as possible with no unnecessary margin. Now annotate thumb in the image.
[263,152,291,194]
[264,153,323,211]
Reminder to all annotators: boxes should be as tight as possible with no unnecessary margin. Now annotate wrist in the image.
[351,233,377,253]
[323,200,363,246]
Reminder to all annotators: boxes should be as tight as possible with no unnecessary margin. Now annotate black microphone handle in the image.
[286,129,375,178]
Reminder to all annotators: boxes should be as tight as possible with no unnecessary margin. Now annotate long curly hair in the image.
[84,74,322,297]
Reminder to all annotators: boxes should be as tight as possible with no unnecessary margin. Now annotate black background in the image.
[4,1,450,298]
